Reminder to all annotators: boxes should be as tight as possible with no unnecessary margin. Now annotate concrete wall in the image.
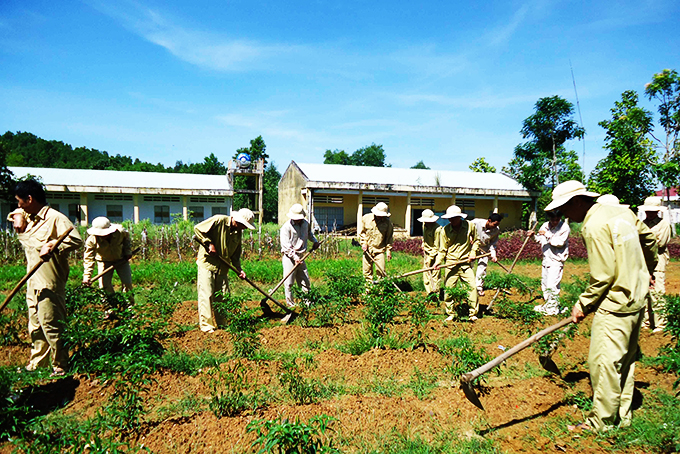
[278,164,309,225]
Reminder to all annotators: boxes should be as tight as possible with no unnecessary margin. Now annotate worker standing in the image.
[13,179,83,376]
[194,208,255,333]
[639,196,672,332]
[471,213,502,296]
[359,202,393,286]
[280,203,320,307]
[530,211,570,315]
[435,205,480,321]
[545,181,657,431]
[418,209,441,296]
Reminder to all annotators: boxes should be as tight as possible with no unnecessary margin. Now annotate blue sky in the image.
[1,0,678,176]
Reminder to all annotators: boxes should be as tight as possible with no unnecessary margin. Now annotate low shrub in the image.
[296,286,352,327]
[247,414,340,454]
[278,356,330,405]
[207,362,266,418]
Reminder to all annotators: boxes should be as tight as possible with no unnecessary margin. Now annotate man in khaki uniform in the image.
[418,209,441,295]
[359,202,393,285]
[280,203,319,307]
[471,213,502,296]
[639,196,672,332]
[194,208,255,333]
[435,205,480,321]
[13,179,83,375]
[82,217,133,297]
[546,181,657,431]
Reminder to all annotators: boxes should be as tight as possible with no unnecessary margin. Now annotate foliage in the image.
[411,160,430,169]
[296,286,353,327]
[207,362,266,418]
[505,96,585,192]
[365,278,403,336]
[493,229,588,261]
[0,308,22,346]
[278,356,330,405]
[366,432,501,454]
[0,141,15,203]
[652,294,680,388]
[441,336,494,383]
[324,264,364,301]
[323,143,387,167]
[247,414,340,454]
[645,69,680,163]
[442,282,473,319]
[588,90,657,208]
[157,348,228,376]
[408,367,438,400]
[469,157,496,173]
[105,366,153,434]
[213,292,262,359]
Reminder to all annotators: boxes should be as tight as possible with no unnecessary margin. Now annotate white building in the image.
[3,167,233,226]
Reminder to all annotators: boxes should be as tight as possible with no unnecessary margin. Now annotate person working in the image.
[359,202,393,287]
[280,203,320,307]
[82,217,134,298]
[471,213,502,296]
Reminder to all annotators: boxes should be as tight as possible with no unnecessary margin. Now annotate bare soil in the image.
[1,261,679,453]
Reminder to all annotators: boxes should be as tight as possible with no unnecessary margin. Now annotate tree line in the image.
[0,132,281,223]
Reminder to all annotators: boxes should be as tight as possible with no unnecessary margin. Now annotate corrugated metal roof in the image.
[9,167,231,192]
[294,162,526,192]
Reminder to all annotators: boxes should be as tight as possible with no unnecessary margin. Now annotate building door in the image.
[411,209,424,236]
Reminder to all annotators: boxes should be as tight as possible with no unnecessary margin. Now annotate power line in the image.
[570,60,586,180]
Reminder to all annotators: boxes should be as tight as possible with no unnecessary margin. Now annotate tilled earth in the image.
[1,261,678,453]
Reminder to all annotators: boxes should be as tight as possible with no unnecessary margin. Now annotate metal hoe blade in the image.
[460,374,484,410]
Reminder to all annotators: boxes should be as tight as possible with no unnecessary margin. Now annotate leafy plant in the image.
[296,286,352,327]
[278,356,329,405]
[213,292,262,359]
[408,367,437,400]
[207,362,265,418]
[0,307,23,346]
[247,415,340,454]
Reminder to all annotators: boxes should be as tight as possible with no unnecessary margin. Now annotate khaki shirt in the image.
[194,215,243,272]
[359,213,393,254]
[281,219,318,261]
[422,223,441,258]
[435,219,480,266]
[471,218,500,258]
[647,217,671,272]
[19,205,83,292]
[83,228,132,280]
[577,204,658,315]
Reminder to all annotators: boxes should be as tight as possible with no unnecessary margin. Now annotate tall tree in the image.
[588,90,656,207]
[0,142,16,203]
[323,149,351,165]
[469,157,496,173]
[507,96,585,191]
[645,69,680,205]
[231,136,279,222]
[411,160,430,169]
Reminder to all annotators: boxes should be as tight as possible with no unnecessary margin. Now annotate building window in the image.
[94,194,133,201]
[361,196,390,205]
[190,196,225,203]
[154,206,170,224]
[188,206,204,222]
[410,198,435,207]
[107,205,124,223]
[144,195,181,202]
[314,207,344,232]
[212,206,229,216]
[68,204,81,224]
[313,195,343,204]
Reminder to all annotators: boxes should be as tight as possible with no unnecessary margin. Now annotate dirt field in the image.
[1,260,678,453]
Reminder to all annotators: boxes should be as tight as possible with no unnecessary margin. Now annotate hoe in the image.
[460,316,573,410]
[82,247,141,287]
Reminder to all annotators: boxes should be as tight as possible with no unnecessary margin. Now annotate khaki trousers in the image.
[26,282,69,371]
[197,266,229,332]
[97,260,133,299]
[423,255,439,294]
[282,255,310,307]
[442,265,478,317]
[362,251,386,285]
[587,308,643,431]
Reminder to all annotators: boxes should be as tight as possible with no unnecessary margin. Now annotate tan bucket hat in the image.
[639,196,665,211]
[371,202,391,217]
[231,208,256,229]
[286,203,306,220]
[441,205,467,219]
[596,194,629,208]
[417,209,439,223]
[87,217,119,236]
[544,180,600,212]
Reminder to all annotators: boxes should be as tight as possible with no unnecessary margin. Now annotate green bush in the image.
[207,362,266,418]
[296,286,352,327]
[0,307,23,346]
[247,414,340,454]
[324,262,364,301]
[278,356,330,405]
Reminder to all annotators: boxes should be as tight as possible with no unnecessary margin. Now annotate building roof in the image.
[9,166,233,196]
[655,187,679,200]
[289,162,535,197]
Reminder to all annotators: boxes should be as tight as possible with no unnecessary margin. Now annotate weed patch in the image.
[247,414,340,454]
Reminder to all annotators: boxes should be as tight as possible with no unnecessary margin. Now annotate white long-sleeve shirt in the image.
[535,220,570,263]
[280,219,318,262]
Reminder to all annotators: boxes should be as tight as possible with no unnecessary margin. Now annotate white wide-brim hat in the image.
[441,205,467,219]
[597,194,629,208]
[287,203,306,220]
[87,216,119,236]
[544,180,600,212]
[639,196,666,211]
[232,208,256,229]
[371,202,391,217]
[417,209,439,223]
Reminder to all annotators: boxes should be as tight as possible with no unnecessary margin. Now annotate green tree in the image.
[411,160,430,169]
[262,163,281,223]
[0,142,16,203]
[323,149,351,165]
[645,69,680,205]
[231,136,279,221]
[469,157,496,173]
[588,90,657,207]
[507,96,585,191]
